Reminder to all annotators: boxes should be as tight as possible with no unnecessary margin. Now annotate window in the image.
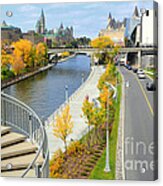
[146,10,149,16]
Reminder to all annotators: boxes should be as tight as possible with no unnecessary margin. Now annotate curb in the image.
[115,68,125,180]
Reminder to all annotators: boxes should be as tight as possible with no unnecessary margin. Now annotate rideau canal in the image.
[4,55,91,119]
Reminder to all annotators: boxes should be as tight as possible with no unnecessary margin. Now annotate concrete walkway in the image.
[45,66,105,158]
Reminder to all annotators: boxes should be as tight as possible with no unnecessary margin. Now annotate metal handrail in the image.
[1,92,49,178]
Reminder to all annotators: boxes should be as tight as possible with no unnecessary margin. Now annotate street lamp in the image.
[116,71,119,103]
[81,73,85,84]
[65,85,68,102]
[103,82,117,173]
[104,94,111,172]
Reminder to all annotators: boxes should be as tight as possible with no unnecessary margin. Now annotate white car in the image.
[137,69,146,79]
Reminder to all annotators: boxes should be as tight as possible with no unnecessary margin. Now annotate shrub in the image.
[67,141,85,156]
[61,51,70,58]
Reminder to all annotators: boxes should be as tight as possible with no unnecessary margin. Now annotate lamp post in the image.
[116,71,119,103]
[65,85,68,102]
[104,95,111,172]
[103,82,117,173]
[82,73,85,84]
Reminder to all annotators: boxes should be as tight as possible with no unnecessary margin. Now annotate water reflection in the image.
[4,55,91,119]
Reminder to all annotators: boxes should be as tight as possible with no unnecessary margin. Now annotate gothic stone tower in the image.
[36,9,45,34]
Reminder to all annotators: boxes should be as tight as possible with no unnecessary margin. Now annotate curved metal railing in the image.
[1,92,49,178]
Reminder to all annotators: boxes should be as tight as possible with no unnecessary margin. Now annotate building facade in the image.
[1,21,22,43]
[141,9,158,47]
[22,31,44,44]
[125,5,158,68]
[125,6,141,47]
[99,13,126,46]
[44,23,74,48]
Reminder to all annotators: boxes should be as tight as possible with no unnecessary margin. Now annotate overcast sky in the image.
[1,1,153,38]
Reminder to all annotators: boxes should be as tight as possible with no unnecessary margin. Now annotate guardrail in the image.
[1,92,49,178]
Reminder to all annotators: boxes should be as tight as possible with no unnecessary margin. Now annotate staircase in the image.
[1,126,44,177]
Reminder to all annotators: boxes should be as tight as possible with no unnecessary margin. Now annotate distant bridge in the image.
[48,47,158,67]
[48,47,157,54]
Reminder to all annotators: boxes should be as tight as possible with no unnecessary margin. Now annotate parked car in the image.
[114,61,119,66]
[125,64,132,70]
[133,68,138,73]
[137,69,144,74]
[119,54,126,66]
[137,69,146,79]
[146,81,156,91]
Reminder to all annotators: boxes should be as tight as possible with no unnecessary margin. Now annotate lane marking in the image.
[135,77,154,116]
[145,73,153,81]
[125,68,154,116]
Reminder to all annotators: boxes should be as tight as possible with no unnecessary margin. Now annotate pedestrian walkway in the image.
[45,66,105,158]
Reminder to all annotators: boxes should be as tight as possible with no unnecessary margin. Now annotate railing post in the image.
[29,114,33,142]
[35,164,41,178]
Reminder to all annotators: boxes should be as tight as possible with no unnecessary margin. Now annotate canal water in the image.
[4,55,91,119]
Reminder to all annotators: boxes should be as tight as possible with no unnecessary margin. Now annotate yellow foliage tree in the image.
[35,42,48,66]
[52,104,73,155]
[1,40,13,68]
[61,51,70,58]
[12,39,34,68]
[99,86,113,109]
[82,96,106,145]
[1,52,13,68]
[90,36,114,49]
[98,63,116,90]
[11,54,25,75]
[99,86,115,132]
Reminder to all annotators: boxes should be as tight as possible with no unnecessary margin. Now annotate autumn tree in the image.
[91,36,120,65]
[82,96,105,146]
[1,40,12,68]
[12,39,34,68]
[99,86,115,133]
[52,104,73,156]
[35,42,48,66]
[90,36,114,49]
[11,55,25,75]
[98,63,116,90]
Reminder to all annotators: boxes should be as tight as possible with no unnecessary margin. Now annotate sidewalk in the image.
[45,66,105,158]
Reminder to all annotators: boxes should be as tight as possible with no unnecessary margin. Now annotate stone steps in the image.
[1,153,43,171]
[1,125,43,178]
[1,169,36,178]
[1,132,27,148]
[1,126,12,135]
[1,142,38,159]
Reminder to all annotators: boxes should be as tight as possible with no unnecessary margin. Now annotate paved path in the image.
[119,66,157,181]
[45,66,105,158]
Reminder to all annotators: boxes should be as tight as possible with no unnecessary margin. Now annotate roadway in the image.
[119,66,158,181]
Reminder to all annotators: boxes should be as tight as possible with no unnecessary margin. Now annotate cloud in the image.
[18,4,38,12]
[1,1,154,38]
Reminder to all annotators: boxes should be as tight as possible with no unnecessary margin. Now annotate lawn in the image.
[89,74,122,180]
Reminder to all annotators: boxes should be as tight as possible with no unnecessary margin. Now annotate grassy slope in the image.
[89,74,122,180]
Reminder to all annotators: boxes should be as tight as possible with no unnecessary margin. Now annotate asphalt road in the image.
[119,66,158,181]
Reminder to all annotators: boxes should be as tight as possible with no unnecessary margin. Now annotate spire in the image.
[108,12,112,19]
[133,6,139,17]
[41,8,44,18]
[60,23,64,29]
[2,20,7,26]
